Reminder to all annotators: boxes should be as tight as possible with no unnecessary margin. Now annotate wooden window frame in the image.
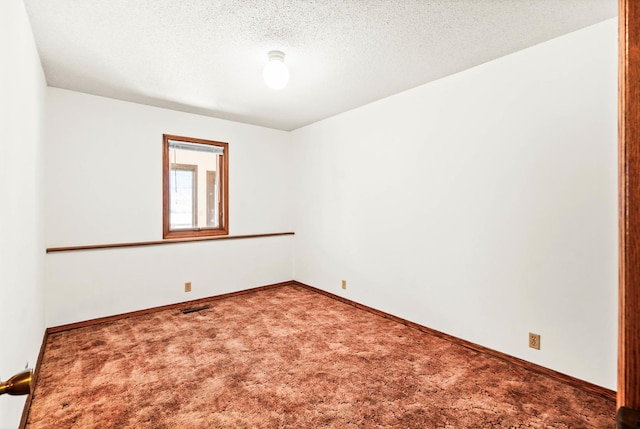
[162,134,229,239]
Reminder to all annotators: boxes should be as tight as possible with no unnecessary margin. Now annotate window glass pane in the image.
[170,168,195,228]
[169,148,219,229]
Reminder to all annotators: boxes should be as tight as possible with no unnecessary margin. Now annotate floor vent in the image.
[181,305,210,314]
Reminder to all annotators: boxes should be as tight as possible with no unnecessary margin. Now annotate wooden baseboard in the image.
[47,281,296,334]
[291,281,617,403]
[19,328,49,429]
[40,279,616,406]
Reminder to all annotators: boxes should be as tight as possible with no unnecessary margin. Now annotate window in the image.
[163,134,228,239]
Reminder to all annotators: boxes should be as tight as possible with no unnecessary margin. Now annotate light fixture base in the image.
[267,50,285,62]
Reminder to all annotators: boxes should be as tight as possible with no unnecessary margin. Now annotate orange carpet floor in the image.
[26,284,615,428]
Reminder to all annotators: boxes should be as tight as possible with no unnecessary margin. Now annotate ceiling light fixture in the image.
[263,50,289,90]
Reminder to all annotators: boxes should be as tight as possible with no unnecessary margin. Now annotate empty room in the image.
[2,0,637,428]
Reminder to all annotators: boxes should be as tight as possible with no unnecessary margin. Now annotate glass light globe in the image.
[263,51,289,90]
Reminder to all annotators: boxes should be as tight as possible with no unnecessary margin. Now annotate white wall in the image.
[0,0,46,426]
[39,15,618,396]
[292,19,618,389]
[45,89,294,326]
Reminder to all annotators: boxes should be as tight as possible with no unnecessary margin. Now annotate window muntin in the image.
[163,134,228,238]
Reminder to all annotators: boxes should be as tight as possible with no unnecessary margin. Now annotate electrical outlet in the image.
[341,280,347,290]
[185,282,192,292]
[529,333,541,350]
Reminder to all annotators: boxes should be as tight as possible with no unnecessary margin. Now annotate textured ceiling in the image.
[24,0,617,131]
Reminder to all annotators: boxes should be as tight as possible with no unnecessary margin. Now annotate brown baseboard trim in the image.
[42,279,616,404]
[47,281,296,334]
[291,281,617,403]
[19,328,49,429]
